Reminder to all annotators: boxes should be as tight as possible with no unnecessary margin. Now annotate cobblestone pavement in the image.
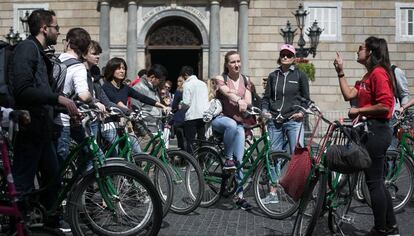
[159,190,414,236]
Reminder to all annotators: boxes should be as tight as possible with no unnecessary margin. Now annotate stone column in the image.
[238,0,249,75]
[208,0,221,78]
[99,0,110,69]
[127,1,138,80]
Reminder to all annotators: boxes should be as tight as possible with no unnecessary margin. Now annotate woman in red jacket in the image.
[334,36,398,236]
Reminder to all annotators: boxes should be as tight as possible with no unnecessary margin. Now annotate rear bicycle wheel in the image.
[166,149,204,214]
[292,170,327,236]
[328,172,357,234]
[195,146,224,207]
[362,151,414,213]
[67,164,163,236]
[254,152,299,219]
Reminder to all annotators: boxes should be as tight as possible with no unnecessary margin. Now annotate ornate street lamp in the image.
[20,10,30,37]
[279,21,296,45]
[5,27,22,45]
[280,3,323,58]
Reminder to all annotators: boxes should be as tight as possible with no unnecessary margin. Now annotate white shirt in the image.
[54,53,89,126]
[182,75,209,121]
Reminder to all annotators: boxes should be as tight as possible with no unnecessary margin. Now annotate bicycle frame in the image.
[392,131,414,181]
[0,130,25,236]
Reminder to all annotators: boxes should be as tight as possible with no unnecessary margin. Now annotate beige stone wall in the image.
[1,0,413,113]
[0,0,100,52]
[249,0,414,111]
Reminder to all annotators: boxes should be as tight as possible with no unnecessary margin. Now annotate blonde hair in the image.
[207,78,217,101]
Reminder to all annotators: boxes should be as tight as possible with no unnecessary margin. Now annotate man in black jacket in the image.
[10,9,78,215]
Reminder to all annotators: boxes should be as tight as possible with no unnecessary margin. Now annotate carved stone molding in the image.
[148,24,201,46]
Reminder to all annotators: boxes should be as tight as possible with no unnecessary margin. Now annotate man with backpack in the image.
[9,9,78,229]
[54,27,92,167]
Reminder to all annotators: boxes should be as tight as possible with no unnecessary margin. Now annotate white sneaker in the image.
[261,193,279,204]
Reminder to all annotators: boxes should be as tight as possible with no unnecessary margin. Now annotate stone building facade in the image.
[1,0,413,112]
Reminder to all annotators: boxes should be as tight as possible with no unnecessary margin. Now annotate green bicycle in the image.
[134,110,204,215]
[195,107,299,219]
[42,105,163,236]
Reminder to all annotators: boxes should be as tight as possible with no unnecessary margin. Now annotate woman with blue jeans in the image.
[261,44,310,204]
[212,51,252,211]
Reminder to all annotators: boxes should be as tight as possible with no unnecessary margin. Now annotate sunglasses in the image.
[358,45,368,52]
[280,53,294,59]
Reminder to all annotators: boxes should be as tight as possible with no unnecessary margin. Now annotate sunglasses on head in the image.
[280,53,294,59]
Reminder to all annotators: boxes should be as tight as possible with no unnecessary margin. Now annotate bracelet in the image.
[337,73,345,78]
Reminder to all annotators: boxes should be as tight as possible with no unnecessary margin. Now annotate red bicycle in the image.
[0,109,62,236]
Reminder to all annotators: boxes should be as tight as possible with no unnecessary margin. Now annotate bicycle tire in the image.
[253,152,299,219]
[292,170,327,236]
[67,163,163,236]
[132,154,174,217]
[361,151,414,213]
[166,149,204,215]
[328,172,357,234]
[195,146,225,207]
[354,171,366,202]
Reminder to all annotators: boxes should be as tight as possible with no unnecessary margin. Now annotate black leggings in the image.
[364,119,397,230]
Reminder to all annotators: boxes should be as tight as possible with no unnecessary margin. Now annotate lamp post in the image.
[280,3,323,58]
[5,27,22,45]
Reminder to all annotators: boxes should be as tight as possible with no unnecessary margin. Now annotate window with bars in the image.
[396,3,414,42]
[304,2,342,41]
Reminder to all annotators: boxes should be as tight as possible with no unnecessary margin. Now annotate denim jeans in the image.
[267,120,304,154]
[387,113,398,152]
[54,125,86,167]
[212,115,245,161]
[129,133,142,154]
[267,120,304,185]
[212,115,245,194]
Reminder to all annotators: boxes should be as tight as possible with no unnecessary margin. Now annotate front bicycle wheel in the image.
[195,146,225,207]
[328,172,357,234]
[254,152,299,219]
[67,164,163,236]
[362,151,414,213]
[292,170,327,236]
[166,149,204,214]
[133,154,173,218]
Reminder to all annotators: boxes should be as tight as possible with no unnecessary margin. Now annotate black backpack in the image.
[0,40,16,108]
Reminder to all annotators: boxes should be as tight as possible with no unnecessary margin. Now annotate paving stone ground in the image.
[160,193,414,236]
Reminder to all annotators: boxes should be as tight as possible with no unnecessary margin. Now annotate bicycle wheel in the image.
[292,170,327,236]
[67,163,163,236]
[132,154,173,218]
[354,171,366,202]
[254,152,299,219]
[166,149,204,214]
[328,172,357,234]
[195,146,224,207]
[362,151,414,213]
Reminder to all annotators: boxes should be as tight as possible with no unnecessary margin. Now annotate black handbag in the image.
[326,126,371,174]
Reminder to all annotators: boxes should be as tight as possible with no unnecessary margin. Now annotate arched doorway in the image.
[145,17,203,91]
